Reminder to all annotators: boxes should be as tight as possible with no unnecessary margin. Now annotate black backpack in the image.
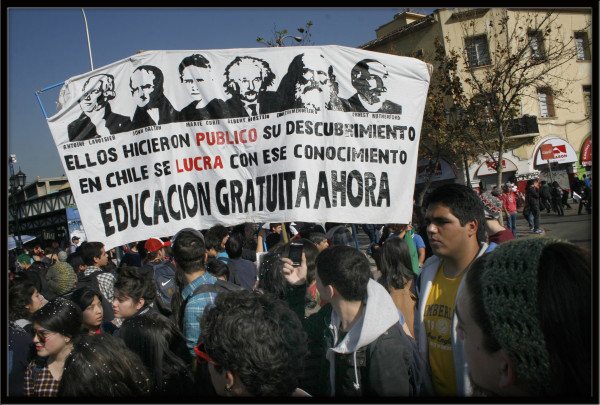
[74,270,114,321]
[216,257,242,287]
[145,261,177,317]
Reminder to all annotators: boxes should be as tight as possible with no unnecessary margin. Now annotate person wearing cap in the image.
[45,262,78,300]
[455,237,591,397]
[480,192,516,246]
[140,237,172,276]
[69,236,80,254]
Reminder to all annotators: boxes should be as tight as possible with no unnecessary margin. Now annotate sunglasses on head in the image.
[194,342,220,366]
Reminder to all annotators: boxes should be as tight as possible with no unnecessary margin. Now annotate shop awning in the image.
[534,138,578,165]
[476,157,518,176]
[580,137,592,167]
[415,158,457,184]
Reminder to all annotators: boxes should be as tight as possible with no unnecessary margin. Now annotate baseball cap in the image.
[145,237,171,253]
[71,235,80,242]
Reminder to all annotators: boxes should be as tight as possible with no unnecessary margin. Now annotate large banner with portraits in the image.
[46,45,431,248]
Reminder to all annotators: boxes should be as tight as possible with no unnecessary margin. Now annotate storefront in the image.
[579,135,592,174]
[533,136,578,190]
[474,156,519,192]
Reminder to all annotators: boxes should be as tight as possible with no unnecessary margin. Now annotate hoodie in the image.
[322,279,410,396]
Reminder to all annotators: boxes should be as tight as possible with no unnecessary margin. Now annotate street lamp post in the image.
[9,169,27,253]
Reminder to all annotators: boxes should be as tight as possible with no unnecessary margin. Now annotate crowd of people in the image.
[8,182,592,398]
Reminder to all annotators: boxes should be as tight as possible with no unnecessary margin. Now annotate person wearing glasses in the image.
[196,290,309,397]
[24,297,82,397]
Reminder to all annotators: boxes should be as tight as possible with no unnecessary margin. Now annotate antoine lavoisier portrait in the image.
[67,73,132,142]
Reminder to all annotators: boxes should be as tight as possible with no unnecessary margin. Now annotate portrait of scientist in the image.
[343,58,402,114]
[67,73,132,142]
[222,56,280,117]
[129,65,178,130]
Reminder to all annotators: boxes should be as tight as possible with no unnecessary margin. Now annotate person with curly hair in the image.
[58,333,151,397]
[198,290,309,397]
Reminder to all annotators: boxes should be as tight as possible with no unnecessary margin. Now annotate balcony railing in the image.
[508,114,539,136]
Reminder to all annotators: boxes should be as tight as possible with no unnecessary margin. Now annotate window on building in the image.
[528,31,545,60]
[537,88,555,118]
[575,32,590,60]
[583,86,592,116]
[465,35,490,67]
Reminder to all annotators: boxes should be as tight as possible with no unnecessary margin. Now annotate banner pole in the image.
[82,8,94,71]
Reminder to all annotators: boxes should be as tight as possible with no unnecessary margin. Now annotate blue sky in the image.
[8,7,436,182]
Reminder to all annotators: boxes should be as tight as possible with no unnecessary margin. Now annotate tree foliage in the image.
[445,8,588,187]
[257,21,313,47]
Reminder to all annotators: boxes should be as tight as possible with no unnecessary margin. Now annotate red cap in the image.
[145,237,171,253]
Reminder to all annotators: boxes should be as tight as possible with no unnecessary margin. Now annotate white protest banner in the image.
[46,45,431,248]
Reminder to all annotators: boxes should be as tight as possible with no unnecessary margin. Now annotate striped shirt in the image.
[24,359,59,397]
[181,271,218,356]
[84,266,116,304]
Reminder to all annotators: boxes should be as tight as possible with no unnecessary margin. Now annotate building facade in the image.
[8,176,75,249]
[361,8,592,193]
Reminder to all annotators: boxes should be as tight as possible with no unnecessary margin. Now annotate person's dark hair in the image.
[200,290,308,396]
[178,53,211,78]
[424,183,487,244]
[9,277,37,322]
[66,252,85,273]
[172,231,206,274]
[120,311,192,395]
[309,231,327,245]
[31,297,82,339]
[265,232,282,251]
[205,258,229,280]
[527,179,535,186]
[257,250,286,299]
[114,266,156,308]
[378,237,415,291]
[466,242,591,396]
[224,231,243,259]
[327,225,355,247]
[204,225,229,253]
[59,333,151,397]
[316,245,371,301]
[537,243,591,396]
[69,287,101,313]
[79,241,105,266]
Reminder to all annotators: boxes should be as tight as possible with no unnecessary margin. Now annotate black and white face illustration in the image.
[351,60,389,105]
[227,58,266,103]
[181,65,212,102]
[294,53,332,110]
[79,74,115,114]
[130,68,157,109]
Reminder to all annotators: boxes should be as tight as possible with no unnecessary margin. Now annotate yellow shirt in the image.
[424,262,464,396]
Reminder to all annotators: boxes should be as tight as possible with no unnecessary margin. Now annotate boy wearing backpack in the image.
[141,237,177,318]
[171,230,218,358]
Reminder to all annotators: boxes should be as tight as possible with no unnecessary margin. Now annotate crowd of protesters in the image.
[8,182,592,398]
